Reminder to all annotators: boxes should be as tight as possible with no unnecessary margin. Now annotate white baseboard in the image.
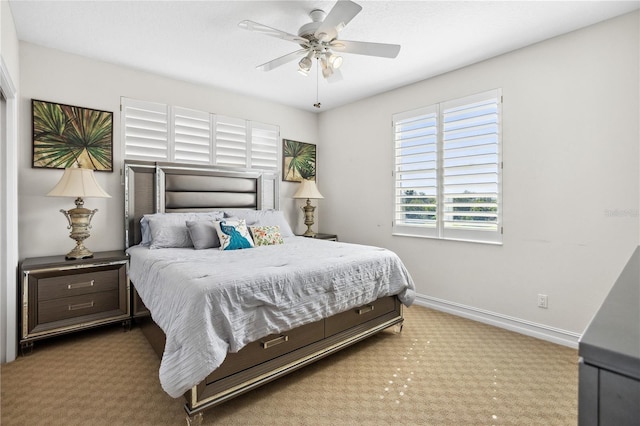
[413,294,581,349]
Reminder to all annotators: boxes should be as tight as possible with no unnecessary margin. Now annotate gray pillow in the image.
[186,220,220,249]
[145,212,223,249]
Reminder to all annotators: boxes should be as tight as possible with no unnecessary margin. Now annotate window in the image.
[121,98,280,171]
[393,89,502,244]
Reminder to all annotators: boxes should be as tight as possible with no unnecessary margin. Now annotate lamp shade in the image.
[293,179,324,199]
[47,167,111,198]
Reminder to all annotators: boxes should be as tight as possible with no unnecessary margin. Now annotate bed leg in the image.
[186,412,203,426]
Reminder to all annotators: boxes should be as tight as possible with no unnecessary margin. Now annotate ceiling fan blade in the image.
[239,20,309,46]
[256,49,308,72]
[315,0,362,42]
[331,40,401,58]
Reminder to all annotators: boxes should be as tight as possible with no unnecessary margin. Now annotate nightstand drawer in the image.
[38,290,120,323]
[325,296,397,337]
[37,269,120,301]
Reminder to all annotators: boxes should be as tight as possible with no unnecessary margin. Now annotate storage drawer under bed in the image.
[207,318,325,382]
[206,297,398,383]
[325,296,397,337]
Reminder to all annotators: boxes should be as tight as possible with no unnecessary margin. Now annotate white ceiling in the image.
[8,0,640,112]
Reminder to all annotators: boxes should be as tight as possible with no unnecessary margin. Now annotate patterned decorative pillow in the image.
[223,209,295,237]
[213,219,255,251]
[249,225,284,246]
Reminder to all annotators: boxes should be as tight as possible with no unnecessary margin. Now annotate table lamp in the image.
[47,167,111,259]
[293,179,324,237]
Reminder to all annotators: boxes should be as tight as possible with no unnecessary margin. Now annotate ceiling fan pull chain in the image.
[314,59,321,109]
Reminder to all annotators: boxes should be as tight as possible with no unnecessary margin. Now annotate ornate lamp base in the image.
[61,197,97,260]
[301,198,317,238]
[65,243,94,260]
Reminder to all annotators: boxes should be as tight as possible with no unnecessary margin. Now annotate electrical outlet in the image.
[537,294,548,309]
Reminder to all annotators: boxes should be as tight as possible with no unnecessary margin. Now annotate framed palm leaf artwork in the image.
[32,99,113,172]
[283,139,316,182]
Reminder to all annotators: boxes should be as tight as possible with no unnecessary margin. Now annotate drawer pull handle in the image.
[67,280,95,290]
[261,335,289,349]
[68,301,94,311]
[357,305,375,315]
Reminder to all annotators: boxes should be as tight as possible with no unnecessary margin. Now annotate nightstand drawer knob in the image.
[67,280,95,290]
[68,301,94,311]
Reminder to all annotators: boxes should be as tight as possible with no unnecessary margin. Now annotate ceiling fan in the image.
[238,0,401,83]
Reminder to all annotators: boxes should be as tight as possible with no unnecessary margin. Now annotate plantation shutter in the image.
[391,89,502,244]
[392,105,439,238]
[441,90,501,242]
[122,98,169,161]
[122,96,281,205]
[172,106,212,164]
[250,122,280,170]
[214,115,248,167]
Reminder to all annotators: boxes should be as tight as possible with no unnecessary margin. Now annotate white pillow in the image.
[222,209,294,237]
[213,219,255,251]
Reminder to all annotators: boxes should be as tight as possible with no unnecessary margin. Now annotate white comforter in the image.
[127,237,415,398]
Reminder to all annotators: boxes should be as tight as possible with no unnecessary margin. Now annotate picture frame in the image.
[282,139,316,182]
[32,99,113,172]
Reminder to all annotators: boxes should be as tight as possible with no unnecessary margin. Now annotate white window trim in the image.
[1,56,18,362]
[392,89,502,245]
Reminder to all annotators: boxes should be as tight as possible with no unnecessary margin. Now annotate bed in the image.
[124,161,416,424]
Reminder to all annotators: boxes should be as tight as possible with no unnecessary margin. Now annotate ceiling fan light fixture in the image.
[328,53,343,69]
[298,67,310,76]
[298,56,313,72]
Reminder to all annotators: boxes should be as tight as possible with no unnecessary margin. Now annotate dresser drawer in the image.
[37,269,120,301]
[38,290,120,324]
[325,296,397,337]
[207,318,325,382]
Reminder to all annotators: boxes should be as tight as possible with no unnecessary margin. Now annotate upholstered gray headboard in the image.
[124,161,279,248]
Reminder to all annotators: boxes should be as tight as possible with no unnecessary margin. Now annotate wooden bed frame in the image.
[124,161,405,424]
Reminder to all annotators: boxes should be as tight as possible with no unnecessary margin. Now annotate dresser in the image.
[578,247,640,425]
[19,250,130,353]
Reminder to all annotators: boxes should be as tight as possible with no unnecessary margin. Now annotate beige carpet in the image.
[1,306,578,425]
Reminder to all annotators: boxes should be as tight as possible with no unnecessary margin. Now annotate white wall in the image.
[18,42,319,260]
[318,12,639,343]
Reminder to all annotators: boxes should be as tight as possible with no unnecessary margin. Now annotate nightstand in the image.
[19,250,130,354]
[304,233,338,241]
